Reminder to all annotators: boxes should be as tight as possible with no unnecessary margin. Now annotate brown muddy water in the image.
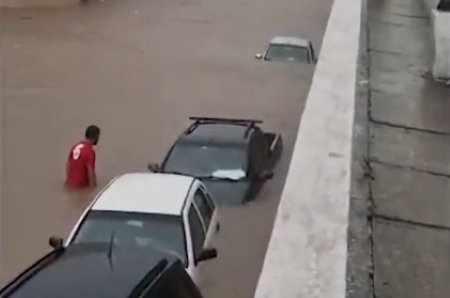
[1,0,333,296]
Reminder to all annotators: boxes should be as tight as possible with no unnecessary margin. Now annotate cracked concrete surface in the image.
[373,219,449,298]
[347,0,450,297]
[371,124,449,175]
[372,163,449,228]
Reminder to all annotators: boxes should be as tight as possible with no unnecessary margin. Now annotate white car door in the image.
[185,202,208,285]
[193,186,218,248]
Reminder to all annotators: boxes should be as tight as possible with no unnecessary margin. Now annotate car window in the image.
[188,205,206,258]
[163,143,248,179]
[71,211,188,265]
[193,189,214,229]
[203,191,216,214]
[265,44,310,63]
[142,267,199,298]
[170,270,200,298]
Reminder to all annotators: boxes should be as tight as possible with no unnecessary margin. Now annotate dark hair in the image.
[85,125,101,139]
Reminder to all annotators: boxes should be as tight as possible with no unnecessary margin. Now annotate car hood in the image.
[201,179,250,205]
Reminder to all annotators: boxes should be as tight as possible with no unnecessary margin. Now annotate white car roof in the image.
[92,173,195,215]
[269,36,310,47]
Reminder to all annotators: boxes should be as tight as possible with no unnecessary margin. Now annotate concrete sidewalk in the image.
[348,0,450,297]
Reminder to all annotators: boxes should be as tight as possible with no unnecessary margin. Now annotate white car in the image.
[255,36,317,64]
[54,172,220,285]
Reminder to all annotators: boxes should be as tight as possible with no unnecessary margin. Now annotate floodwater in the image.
[0,0,333,295]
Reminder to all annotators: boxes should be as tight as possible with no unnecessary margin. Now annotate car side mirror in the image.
[195,248,217,263]
[260,171,274,180]
[49,236,64,250]
[147,163,160,173]
[255,53,263,59]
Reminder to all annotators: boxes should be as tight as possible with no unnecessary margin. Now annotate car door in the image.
[193,186,218,248]
[141,263,203,298]
[255,130,270,172]
[249,133,267,194]
[186,202,207,284]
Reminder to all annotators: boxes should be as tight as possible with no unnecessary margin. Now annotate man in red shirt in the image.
[65,125,101,190]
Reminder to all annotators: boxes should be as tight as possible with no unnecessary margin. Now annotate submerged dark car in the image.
[0,239,206,298]
[148,116,283,205]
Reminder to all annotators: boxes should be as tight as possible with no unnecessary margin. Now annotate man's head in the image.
[85,125,101,145]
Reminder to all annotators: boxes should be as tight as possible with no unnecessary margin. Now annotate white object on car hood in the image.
[211,169,246,180]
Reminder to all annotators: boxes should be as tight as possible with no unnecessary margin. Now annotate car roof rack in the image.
[186,116,263,135]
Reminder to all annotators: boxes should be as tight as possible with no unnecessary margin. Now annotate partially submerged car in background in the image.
[148,117,283,205]
[255,36,317,64]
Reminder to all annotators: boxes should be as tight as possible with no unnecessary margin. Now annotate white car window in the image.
[193,189,214,229]
[187,206,206,258]
[203,190,216,214]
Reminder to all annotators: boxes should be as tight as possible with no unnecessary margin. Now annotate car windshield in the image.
[72,211,188,265]
[163,143,248,180]
[265,44,310,62]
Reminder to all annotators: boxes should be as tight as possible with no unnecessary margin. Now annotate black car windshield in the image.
[163,143,248,180]
[72,211,188,265]
[265,44,310,62]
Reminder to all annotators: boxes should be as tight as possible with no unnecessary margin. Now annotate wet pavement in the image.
[347,0,450,297]
[0,0,334,295]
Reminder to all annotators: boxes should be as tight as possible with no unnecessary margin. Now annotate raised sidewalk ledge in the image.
[253,0,361,297]
[0,0,76,8]
[423,0,439,16]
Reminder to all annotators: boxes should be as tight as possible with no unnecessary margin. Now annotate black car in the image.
[0,237,206,298]
[148,116,283,205]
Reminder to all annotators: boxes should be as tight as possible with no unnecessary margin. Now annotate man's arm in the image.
[86,150,97,188]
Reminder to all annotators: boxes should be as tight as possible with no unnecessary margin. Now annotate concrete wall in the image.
[253,0,362,297]
[423,0,440,15]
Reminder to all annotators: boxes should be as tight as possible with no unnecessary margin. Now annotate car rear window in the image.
[72,211,188,265]
[265,44,310,63]
[164,143,248,178]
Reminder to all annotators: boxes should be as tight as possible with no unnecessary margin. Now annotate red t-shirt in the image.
[65,140,96,189]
